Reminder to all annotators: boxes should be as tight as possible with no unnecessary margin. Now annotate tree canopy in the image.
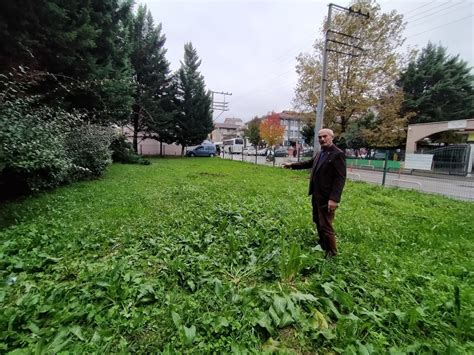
[244,117,262,147]
[0,0,135,125]
[398,42,474,124]
[294,0,406,135]
[260,113,285,148]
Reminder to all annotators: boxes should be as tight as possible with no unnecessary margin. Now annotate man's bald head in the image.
[318,128,335,148]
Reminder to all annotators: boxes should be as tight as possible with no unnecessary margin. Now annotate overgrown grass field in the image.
[1,158,473,353]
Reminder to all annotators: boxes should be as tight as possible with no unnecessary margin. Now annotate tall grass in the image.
[1,158,473,353]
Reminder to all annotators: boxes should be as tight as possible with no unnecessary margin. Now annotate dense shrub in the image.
[0,98,116,196]
[110,134,150,165]
[0,99,75,193]
[66,125,114,178]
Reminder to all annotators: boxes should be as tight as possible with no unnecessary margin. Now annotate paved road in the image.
[348,168,474,201]
[221,154,474,201]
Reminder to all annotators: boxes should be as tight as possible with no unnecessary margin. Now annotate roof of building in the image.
[223,117,244,126]
[214,123,241,129]
[279,111,303,120]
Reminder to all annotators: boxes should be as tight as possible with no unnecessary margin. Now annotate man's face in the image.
[318,130,333,147]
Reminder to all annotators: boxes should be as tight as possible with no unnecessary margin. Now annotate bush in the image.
[66,125,114,178]
[110,134,150,165]
[0,99,75,193]
[0,98,117,196]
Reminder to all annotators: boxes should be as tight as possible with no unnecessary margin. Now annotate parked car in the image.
[243,147,257,156]
[273,148,289,157]
[186,145,217,157]
[371,151,387,160]
[257,148,269,156]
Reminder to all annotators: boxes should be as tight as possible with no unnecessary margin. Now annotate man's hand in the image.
[281,162,292,169]
[328,199,338,212]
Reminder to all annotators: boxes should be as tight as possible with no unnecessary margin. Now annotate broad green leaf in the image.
[69,325,85,341]
[272,295,287,315]
[183,325,196,345]
[268,306,280,326]
[214,279,223,297]
[290,292,318,302]
[171,311,182,328]
[311,310,329,330]
[279,312,294,327]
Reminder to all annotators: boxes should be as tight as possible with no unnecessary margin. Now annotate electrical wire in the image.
[402,1,433,16]
[406,1,466,24]
[405,13,474,38]
[405,1,460,20]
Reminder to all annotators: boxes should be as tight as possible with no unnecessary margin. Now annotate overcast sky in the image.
[142,0,474,123]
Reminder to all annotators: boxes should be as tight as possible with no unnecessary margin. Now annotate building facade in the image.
[210,117,245,143]
[278,111,304,147]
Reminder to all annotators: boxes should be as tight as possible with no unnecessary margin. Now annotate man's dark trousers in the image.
[312,195,337,255]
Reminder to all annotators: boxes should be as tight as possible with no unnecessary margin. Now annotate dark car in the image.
[186,145,217,157]
[273,148,289,157]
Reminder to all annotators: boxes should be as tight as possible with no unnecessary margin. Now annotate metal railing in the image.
[418,144,471,176]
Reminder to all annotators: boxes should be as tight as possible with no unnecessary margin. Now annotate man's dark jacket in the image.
[290,144,346,205]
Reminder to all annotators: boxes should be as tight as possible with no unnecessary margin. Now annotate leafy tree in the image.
[294,0,406,135]
[398,42,474,124]
[174,43,213,156]
[0,0,135,125]
[260,113,285,150]
[244,117,262,148]
[129,4,175,152]
[344,117,370,149]
[301,122,315,147]
[344,88,414,149]
[362,88,414,147]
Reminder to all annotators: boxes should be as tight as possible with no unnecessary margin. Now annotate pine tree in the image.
[175,43,213,156]
[129,4,175,153]
[399,42,474,124]
[0,0,135,125]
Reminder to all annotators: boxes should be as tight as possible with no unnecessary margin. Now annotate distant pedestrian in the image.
[282,129,346,258]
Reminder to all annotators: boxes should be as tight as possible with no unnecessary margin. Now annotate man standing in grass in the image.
[282,128,346,258]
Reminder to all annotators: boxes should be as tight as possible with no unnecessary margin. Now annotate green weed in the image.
[0,158,473,353]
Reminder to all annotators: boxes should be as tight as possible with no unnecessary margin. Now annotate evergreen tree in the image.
[399,42,474,124]
[129,4,175,153]
[301,122,315,147]
[0,0,135,125]
[244,117,262,147]
[175,43,213,155]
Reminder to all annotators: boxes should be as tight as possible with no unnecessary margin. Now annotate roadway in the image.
[220,153,474,201]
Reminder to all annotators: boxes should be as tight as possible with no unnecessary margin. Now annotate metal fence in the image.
[418,145,471,176]
[219,149,474,202]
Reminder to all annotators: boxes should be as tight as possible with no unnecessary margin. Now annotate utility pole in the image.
[211,91,232,121]
[313,3,369,152]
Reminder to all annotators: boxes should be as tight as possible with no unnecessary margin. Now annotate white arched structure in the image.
[406,119,474,153]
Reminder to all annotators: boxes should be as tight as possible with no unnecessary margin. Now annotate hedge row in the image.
[0,98,146,198]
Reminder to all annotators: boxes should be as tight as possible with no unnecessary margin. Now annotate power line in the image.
[405,13,474,38]
[406,1,466,24]
[406,2,469,29]
[403,1,433,16]
[405,1,460,20]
